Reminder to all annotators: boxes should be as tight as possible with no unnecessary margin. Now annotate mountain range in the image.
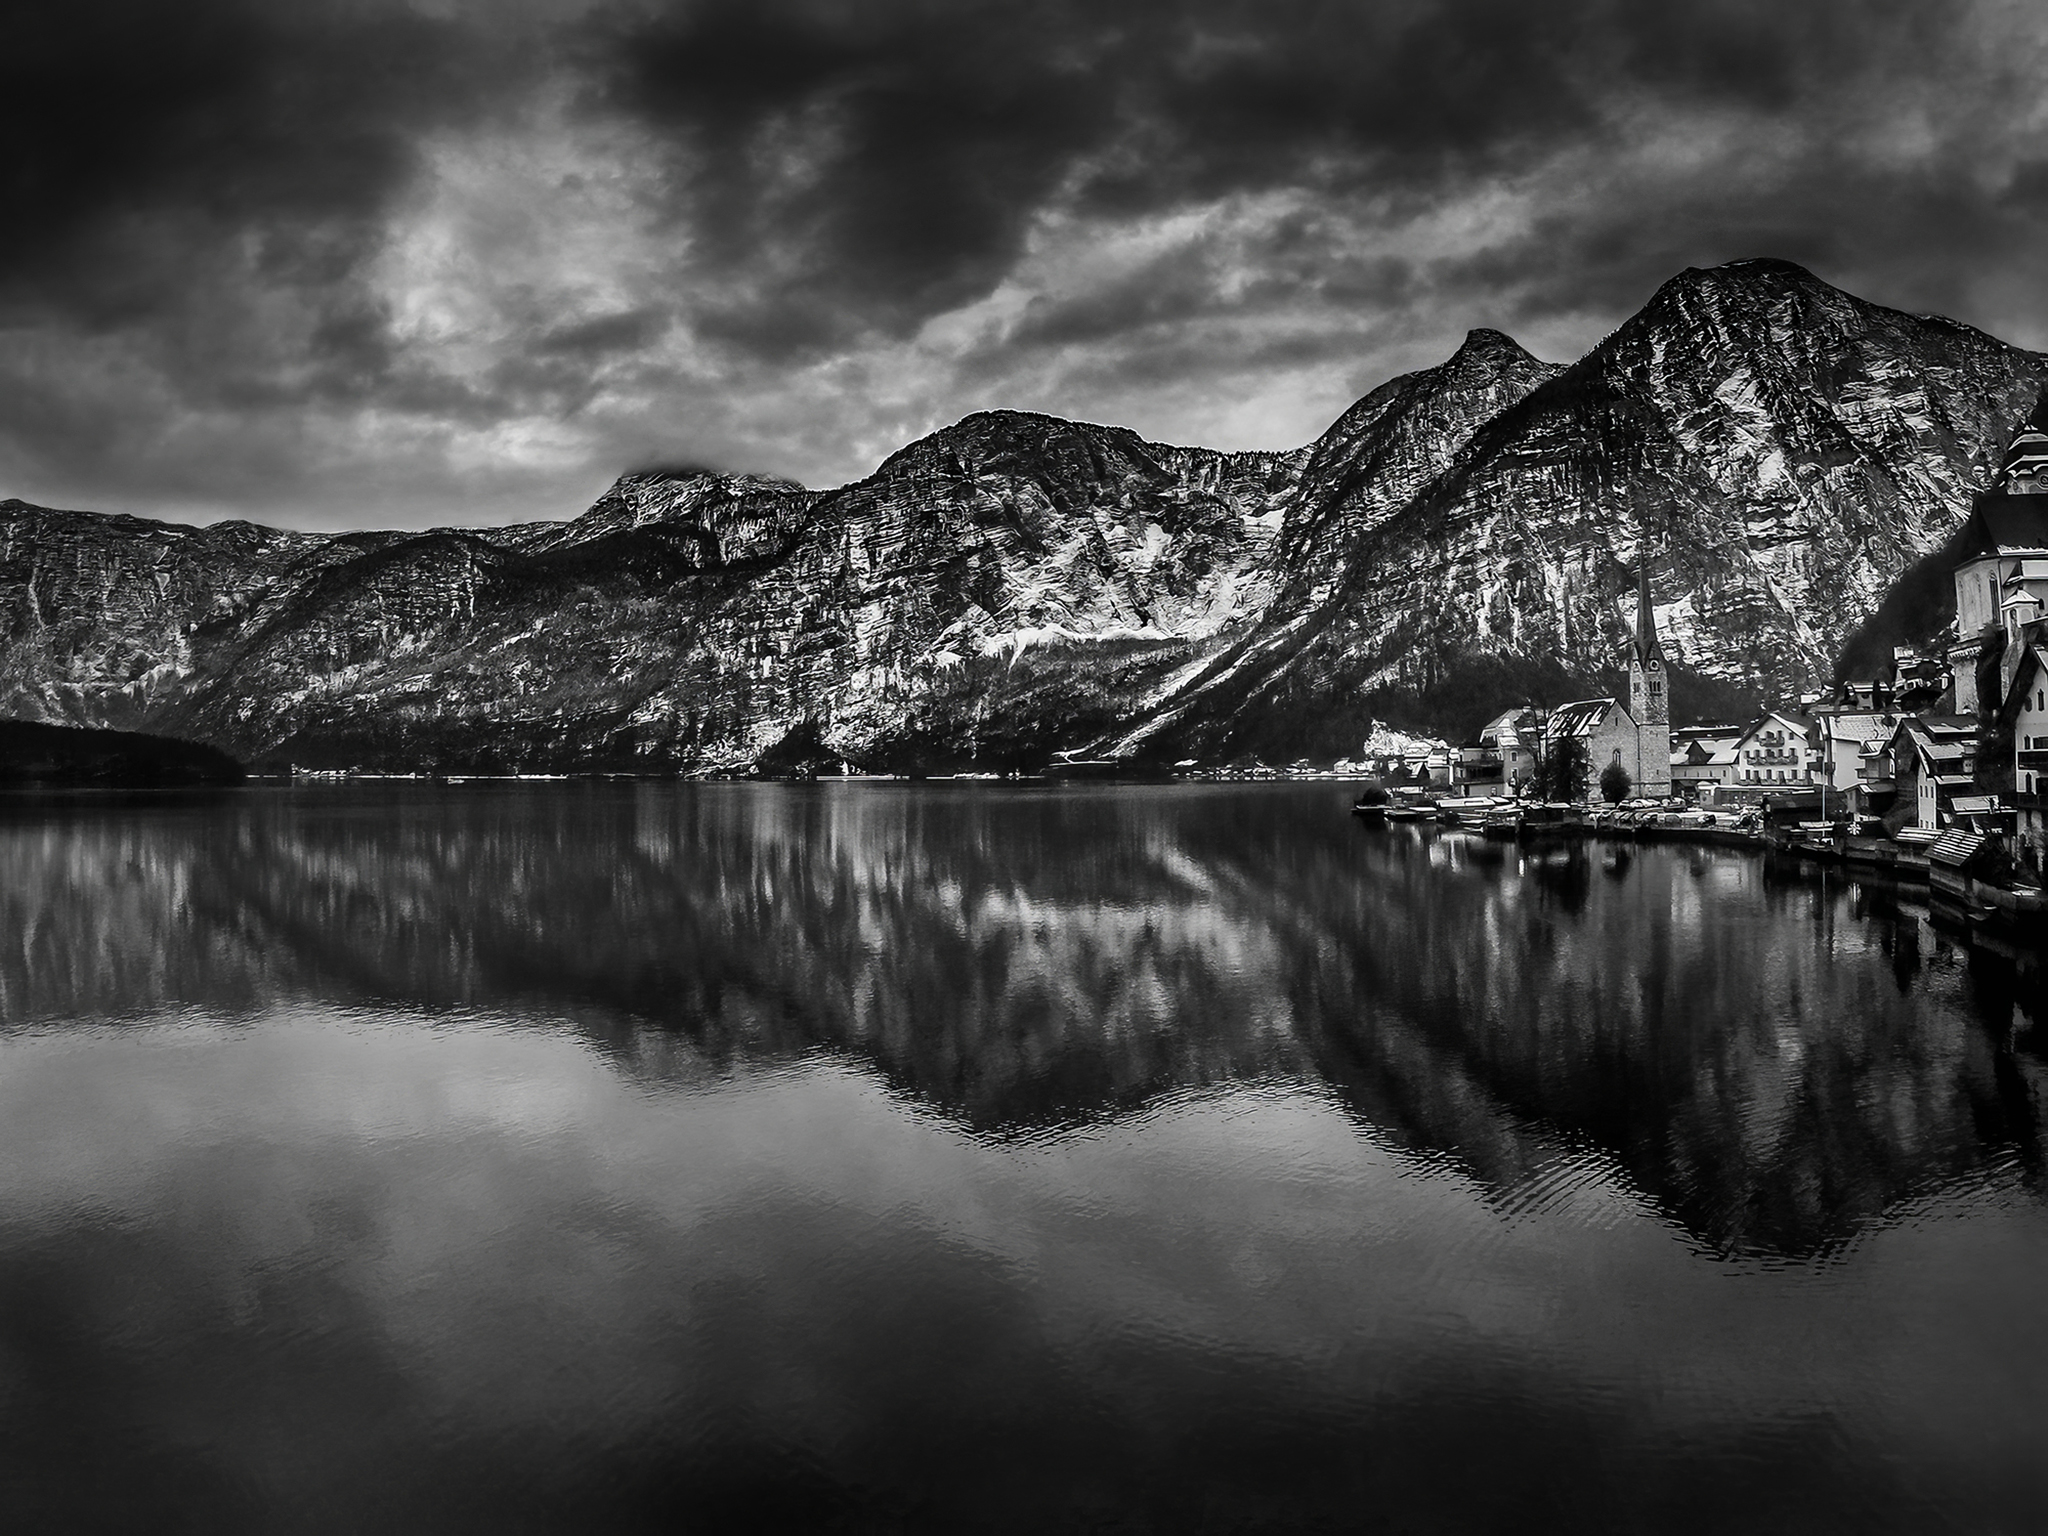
[4,258,2043,772]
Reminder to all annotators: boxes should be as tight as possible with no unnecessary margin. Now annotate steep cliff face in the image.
[4,415,1301,769]
[0,504,319,729]
[3,259,2044,770]
[1128,259,2048,758]
[1274,326,1566,576]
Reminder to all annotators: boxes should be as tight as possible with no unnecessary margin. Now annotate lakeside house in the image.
[1875,714,1980,831]
[1813,711,1895,802]
[1670,724,1743,797]
[1453,707,1541,793]
[1719,712,1815,792]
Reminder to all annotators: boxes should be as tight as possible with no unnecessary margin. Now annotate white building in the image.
[1813,713,1896,801]
[1669,725,1743,798]
[1945,407,2048,715]
[1723,712,1814,792]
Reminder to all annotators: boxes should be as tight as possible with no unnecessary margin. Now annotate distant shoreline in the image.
[0,721,246,789]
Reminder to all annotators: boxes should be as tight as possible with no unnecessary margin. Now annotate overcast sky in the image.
[6,0,2048,530]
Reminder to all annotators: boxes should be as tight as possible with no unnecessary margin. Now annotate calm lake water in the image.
[1,782,2044,1533]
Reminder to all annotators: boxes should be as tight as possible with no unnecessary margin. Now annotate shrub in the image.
[1599,759,1633,803]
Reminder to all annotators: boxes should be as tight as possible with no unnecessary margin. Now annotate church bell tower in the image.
[1627,557,1673,795]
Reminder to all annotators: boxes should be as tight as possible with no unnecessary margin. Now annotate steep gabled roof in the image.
[1545,698,1627,740]
[1959,498,2048,559]
[1475,706,1538,749]
[1818,712,1894,744]
[1729,710,1810,751]
[1888,713,1981,772]
[1929,829,1992,869]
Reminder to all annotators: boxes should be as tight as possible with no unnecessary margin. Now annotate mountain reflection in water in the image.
[4,782,2038,1259]
[1,783,2045,1533]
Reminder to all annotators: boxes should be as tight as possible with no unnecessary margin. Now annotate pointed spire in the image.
[1634,552,1665,668]
[1996,386,2048,490]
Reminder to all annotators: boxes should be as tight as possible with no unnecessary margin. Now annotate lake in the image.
[1,782,2043,1533]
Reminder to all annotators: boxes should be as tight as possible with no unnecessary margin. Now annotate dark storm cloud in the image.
[3,0,2046,525]
[594,0,2011,357]
[1,0,499,328]
[596,0,1599,350]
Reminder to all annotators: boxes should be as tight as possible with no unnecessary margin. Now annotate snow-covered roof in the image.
[1545,698,1624,740]
[1475,706,1536,749]
[1819,712,1894,743]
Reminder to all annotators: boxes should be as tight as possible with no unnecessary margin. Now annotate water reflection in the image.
[1,784,2039,1260]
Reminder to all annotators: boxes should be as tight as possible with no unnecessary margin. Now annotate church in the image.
[1540,563,1673,796]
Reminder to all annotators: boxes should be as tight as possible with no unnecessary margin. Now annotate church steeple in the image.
[1627,551,1672,794]
[1995,386,2048,493]
[1633,558,1667,674]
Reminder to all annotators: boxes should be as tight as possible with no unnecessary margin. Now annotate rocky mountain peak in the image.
[5,260,2046,772]
[1447,326,1541,372]
[526,466,814,560]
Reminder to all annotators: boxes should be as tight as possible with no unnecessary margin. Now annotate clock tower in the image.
[1627,558,1673,795]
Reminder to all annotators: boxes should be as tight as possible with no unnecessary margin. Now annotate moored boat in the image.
[1351,782,1393,823]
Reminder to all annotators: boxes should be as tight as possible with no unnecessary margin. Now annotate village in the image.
[1343,399,2048,936]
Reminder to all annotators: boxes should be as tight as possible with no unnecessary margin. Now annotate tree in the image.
[1599,758,1633,803]
[1536,735,1591,802]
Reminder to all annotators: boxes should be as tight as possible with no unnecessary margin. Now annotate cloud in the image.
[3,0,2048,526]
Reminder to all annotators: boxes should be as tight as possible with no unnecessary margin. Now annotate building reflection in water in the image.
[0,782,2040,1259]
